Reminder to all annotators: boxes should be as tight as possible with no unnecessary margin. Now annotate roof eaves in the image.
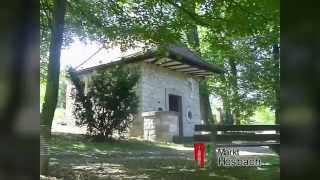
[167,46,224,74]
[76,50,157,75]
[76,46,224,75]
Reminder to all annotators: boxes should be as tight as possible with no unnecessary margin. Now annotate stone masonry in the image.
[65,60,202,138]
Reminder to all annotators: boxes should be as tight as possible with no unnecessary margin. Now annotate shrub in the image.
[68,65,140,140]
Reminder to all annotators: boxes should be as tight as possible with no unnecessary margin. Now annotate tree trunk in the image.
[228,58,240,125]
[40,0,66,175]
[272,44,280,125]
[199,81,214,124]
[183,0,213,125]
[222,96,233,125]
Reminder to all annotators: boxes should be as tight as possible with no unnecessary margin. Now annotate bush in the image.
[68,65,140,140]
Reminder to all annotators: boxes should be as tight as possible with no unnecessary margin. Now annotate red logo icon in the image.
[194,143,205,168]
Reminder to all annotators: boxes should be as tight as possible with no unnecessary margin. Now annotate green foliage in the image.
[40,0,280,125]
[204,34,279,123]
[68,66,140,140]
[57,69,68,109]
[198,3,279,124]
[250,106,275,125]
[40,0,52,83]
[40,72,67,111]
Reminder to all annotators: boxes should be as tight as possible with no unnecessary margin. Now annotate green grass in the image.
[49,134,170,155]
[47,134,280,180]
[250,106,275,125]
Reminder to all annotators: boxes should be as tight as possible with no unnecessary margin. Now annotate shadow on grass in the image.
[48,133,280,180]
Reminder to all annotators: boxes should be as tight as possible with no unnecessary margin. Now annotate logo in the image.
[194,143,205,168]
[216,148,261,167]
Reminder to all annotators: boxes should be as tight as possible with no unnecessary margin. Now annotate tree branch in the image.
[163,0,214,28]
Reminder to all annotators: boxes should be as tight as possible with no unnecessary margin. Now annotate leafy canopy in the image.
[41,0,279,124]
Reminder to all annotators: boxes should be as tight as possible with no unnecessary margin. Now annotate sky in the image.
[60,38,141,70]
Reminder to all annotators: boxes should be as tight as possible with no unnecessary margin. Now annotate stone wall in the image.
[140,63,201,137]
[142,111,179,142]
[65,61,202,137]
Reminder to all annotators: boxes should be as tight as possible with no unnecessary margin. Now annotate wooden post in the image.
[211,126,217,168]
[40,125,50,175]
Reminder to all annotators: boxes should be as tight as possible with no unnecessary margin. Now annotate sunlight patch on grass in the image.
[209,172,239,180]
[156,142,193,151]
[72,162,125,174]
[161,166,175,170]
[179,168,196,172]
[257,167,269,171]
[72,143,86,150]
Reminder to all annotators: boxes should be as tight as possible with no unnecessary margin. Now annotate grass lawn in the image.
[45,133,279,180]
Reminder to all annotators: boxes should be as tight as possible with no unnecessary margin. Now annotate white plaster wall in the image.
[65,62,202,137]
[140,63,201,136]
[142,111,179,142]
[65,79,74,123]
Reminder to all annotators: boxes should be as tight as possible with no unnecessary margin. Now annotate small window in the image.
[188,111,192,120]
[169,94,181,112]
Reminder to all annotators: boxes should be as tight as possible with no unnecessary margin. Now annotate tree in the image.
[40,0,66,175]
[68,66,140,140]
[168,0,279,124]
[41,0,279,130]
[272,44,280,124]
[175,0,214,124]
[194,0,279,124]
[174,0,278,124]
[40,0,143,137]
[40,0,52,84]
[201,32,279,124]
[40,0,66,134]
